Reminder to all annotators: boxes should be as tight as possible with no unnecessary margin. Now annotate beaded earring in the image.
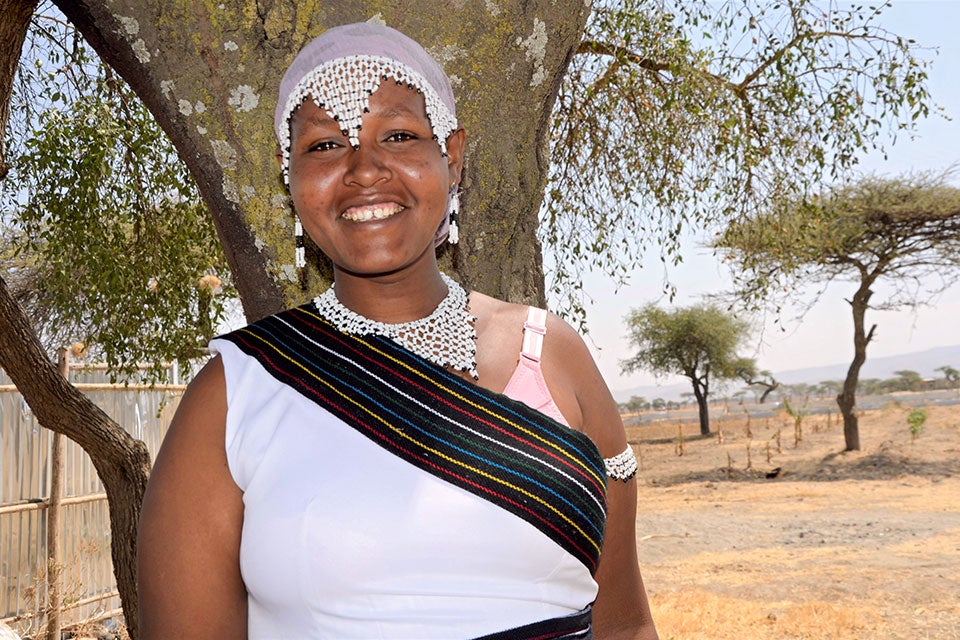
[448,189,460,245]
[294,218,305,268]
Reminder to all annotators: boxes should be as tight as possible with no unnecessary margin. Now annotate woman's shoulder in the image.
[467,290,527,324]
[468,290,579,338]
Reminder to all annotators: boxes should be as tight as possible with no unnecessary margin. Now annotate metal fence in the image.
[0,362,185,637]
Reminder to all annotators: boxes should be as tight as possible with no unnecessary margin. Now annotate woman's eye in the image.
[386,131,417,143]
[309,140,340,152]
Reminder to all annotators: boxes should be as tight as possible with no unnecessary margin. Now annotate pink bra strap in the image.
[520,307,548,362]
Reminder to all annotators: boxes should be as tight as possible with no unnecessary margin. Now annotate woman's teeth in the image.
[342,203,405,222]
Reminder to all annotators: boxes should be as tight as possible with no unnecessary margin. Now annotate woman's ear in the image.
[275,146,284,169]
[446,127,466,184]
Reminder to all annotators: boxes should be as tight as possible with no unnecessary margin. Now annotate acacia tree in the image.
[621,303,758,435]
[716,172,960,451]
[936,365,959,389]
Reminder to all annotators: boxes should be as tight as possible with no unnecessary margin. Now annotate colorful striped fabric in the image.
[219,303,608,573]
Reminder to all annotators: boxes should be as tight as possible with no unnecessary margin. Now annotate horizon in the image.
[612,342,960,403]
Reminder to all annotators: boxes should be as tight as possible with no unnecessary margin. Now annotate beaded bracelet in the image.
[604,445,638,482]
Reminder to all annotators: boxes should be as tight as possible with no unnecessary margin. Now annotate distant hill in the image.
[611,344,960,403]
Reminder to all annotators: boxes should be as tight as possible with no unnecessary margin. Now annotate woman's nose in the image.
[343,143,391,187]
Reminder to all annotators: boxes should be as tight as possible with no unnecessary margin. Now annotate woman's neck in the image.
[330,265,450,324]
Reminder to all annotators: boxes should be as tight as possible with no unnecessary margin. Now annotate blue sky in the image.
[569,1,960,393]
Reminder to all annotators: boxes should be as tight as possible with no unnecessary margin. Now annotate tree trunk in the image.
[0,277,152,638]
[0,0,38,178]
[55,0,591,316]
[836,282,876,452]
[691,377,711,436]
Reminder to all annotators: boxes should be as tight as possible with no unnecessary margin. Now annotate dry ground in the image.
[626,399,960,640]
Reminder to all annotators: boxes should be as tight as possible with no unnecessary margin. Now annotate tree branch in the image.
[577,39,671,72]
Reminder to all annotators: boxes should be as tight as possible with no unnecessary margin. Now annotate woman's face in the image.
[287,80,464,278]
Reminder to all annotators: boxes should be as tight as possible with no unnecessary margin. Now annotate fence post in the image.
[45,350,67,640]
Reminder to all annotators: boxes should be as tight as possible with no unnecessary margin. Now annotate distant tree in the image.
[737,368,779,403]
[857,378,885,396]
[621,303,757,435]
[619,395,649,414]
[817,380,843,399]
[891,369,923,392]
[778,382,814,401]
[651,397,667,410]
[936,365,959,389]
[716,171,960,451]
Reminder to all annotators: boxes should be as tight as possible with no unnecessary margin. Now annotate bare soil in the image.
[627,399,960,640]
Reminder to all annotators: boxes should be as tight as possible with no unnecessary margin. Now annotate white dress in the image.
[209,307,603,639]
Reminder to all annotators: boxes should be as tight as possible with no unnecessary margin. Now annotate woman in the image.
[137,22,658,640]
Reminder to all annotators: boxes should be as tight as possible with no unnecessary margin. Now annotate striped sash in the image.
[219,303,607,573]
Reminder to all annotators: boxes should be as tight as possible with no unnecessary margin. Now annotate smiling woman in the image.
[136,22,658,640]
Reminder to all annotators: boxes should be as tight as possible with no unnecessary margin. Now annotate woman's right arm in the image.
[137,356,248,639]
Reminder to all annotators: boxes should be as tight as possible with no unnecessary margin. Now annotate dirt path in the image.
[628,402,960,639]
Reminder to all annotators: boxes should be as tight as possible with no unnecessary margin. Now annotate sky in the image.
[565,1,960,396]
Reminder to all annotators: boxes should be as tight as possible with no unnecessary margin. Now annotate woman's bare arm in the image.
[137,356,247,639]
[543,318,659,640]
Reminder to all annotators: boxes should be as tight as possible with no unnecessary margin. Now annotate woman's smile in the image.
[341,202,406,222]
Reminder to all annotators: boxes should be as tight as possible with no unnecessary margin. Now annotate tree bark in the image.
[0,0,38,178]
[836,282,876,451]
[54,0,591,316]
[0,278,152,638]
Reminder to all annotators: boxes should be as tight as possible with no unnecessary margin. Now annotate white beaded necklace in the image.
[313,272,478,379]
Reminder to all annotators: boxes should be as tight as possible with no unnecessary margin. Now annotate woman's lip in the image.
[341,202,406,222]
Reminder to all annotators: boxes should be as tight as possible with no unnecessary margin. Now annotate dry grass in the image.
[652,589,886,640]
[629,401,960,640]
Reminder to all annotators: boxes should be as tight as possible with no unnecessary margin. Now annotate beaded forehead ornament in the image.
[274,22,459,185]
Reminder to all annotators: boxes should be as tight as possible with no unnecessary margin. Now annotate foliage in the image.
[906,408,926,442]
[621,302,756,433]
[716,170,960,450]
[545,0,936,319]
[890,369,922,392]
[716,171,960,302]
[1,13,232,380]
[936,365,959,388]
[619,395,650,413]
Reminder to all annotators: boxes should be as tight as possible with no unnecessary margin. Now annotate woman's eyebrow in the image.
[300,109,339,129]
[369,104,424,121]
